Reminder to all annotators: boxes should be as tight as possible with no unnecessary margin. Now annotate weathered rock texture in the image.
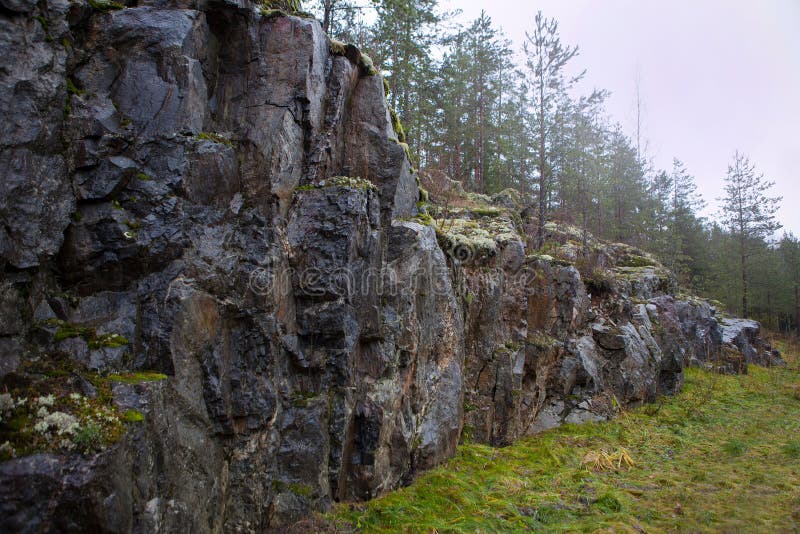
[0,1,777,531]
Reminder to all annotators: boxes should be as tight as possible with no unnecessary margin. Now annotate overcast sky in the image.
[441,0,800,235]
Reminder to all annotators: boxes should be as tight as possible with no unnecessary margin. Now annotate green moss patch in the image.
[619,254,658,268]
[295,176,377,193]
[290,390,319,408]
[197,132,234,147]
[273,480,315,498]
[329,38,346,56]
[107,372,167,384]
[435,216,520,264]
[47,320,129,350]
[122,409,144,423]
[358,53,378,76]
[65,78,84,96]
[87,0,125,11]
[389,107,406,143]
[470,206,502,217]
[397,141,414,167]
[413,212,434,227]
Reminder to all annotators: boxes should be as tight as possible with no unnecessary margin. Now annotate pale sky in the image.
[441,0,800,235]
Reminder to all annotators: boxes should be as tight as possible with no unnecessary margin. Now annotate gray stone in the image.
[0,150,73,268]
[592,323,626,351]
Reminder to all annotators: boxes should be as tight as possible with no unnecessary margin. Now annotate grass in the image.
[331,336,800,532]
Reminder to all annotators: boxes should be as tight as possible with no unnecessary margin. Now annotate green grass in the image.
[332,341,800,532]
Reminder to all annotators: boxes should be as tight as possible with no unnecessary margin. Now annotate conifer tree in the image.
[523,11,583,247]
[668,159,705,280]
[719,151,782,317]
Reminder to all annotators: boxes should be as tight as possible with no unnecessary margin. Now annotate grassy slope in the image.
[332,338,800,533]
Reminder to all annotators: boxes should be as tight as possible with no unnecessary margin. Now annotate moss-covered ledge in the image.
[295,176,378,193]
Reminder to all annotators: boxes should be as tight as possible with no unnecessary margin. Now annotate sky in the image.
[441,0,800,236]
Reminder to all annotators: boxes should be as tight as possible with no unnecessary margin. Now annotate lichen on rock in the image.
[358,52,379,76]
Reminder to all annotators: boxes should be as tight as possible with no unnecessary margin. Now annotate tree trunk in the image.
[473,138,479,191]
[537,87,546,249]
[454,142,461,182]
[322,0,331,34]
[477,64,485,194]
[740,236,748,317]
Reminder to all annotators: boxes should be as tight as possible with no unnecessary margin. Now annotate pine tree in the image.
[648,169,673,257]
[306,1,376,49]
[719,151,782,317]
[371,0,440,157]
[668,159,705,281]
[523,11,583,247]
[434,29,472,182]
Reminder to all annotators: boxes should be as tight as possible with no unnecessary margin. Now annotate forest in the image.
[306,0,799,333]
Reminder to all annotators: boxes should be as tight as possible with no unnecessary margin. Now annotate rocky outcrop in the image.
[721,317,785,368]
[450,219,722,446]
[0,1,778,531]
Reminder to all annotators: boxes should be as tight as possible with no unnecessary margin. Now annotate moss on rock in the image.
[397,141,413,167]
[0,356,164,459]
[329,38,346,56]
[47,319,129,350]
[358,53,378,76]
[260,0,301,12]
[435,215,519,264]
[390,107,406,143]
[528,330,559,351]
[197,132,234,148]
[295,176,377,193]
[107,372,167,384]
[86,0,125,11]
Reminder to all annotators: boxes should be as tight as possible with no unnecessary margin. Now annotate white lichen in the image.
[36,411,80,436]
[37,394,55,407]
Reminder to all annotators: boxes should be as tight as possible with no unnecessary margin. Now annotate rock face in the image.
[453,222,723,447]
[0,1,777,531]
[720,317,785,368]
